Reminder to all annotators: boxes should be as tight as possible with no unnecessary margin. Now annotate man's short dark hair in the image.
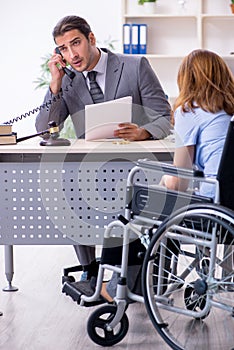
[52,15,92,41]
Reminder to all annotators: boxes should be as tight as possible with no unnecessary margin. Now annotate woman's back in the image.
[174,106,231,198]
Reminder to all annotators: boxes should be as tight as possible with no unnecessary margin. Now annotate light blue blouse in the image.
[174,106,231,198]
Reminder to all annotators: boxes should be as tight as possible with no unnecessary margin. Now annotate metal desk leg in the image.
[3,245,18,292]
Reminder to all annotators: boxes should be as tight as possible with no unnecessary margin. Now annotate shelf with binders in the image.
[123,16,198,56]
[121,0,234,105]
[122,15,197,102]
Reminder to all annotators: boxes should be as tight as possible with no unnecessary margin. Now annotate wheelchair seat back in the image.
[217,119,234,211]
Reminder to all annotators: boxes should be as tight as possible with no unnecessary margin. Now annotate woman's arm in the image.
[160,145,195,191]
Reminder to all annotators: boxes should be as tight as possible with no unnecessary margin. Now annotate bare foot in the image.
[101,282,113,302]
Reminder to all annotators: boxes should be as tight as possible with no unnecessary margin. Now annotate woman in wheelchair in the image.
[63,50,234,349]
[102,49,234,302]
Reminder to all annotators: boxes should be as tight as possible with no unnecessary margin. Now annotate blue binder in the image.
[131,24,139,54]
[139,24,147,54]
[123,24,131,54]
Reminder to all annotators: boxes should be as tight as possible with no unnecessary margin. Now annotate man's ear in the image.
[89,32,96,46]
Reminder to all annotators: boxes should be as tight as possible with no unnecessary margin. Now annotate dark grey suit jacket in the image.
[35,49,171,139]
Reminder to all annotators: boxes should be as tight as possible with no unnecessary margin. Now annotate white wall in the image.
[0,0,122,137]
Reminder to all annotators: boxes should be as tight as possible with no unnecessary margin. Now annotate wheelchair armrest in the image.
[128,183,213,220]
[136,159,204,179]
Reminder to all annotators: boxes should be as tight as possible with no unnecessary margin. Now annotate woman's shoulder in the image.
[175,106,229,121]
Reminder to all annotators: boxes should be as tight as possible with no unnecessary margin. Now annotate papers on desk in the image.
[85,96,132,141]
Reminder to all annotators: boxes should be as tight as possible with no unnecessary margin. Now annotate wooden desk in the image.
[0,137,174,290]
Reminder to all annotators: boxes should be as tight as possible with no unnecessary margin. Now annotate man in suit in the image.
[35,15,172,282]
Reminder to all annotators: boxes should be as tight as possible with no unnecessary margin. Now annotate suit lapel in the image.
[105,51,124,101]
[72,73,93,106]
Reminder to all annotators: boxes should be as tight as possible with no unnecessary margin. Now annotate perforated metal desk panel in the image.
[0,138,174,246]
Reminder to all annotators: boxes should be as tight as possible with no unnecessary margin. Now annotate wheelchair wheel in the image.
[142,203,234,350]
[87,305,129,346]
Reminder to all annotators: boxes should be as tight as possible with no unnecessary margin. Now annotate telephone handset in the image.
[55,47,76,80]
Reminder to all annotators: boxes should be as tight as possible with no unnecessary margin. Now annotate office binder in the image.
[139,24,147,54]
[123,24,131,54]
[131,24,139,54]
[123,23,147,55]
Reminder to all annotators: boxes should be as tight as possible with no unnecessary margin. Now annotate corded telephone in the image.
[2,50,76,146]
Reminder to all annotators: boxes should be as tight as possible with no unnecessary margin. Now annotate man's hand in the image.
[48,50,66,94]
[114,123,151,141]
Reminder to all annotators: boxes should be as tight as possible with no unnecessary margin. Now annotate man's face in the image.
[55,29,99,72]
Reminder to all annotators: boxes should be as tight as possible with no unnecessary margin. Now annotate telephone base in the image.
[40,137,71,146]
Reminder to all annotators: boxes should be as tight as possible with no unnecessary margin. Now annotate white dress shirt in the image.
[83,49,108,94]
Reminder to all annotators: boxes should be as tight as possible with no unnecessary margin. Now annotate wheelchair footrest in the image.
[62,280,105,307]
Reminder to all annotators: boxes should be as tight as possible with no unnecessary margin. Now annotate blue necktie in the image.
[88,71,104,104]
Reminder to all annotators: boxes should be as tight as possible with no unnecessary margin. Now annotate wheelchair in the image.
[62,120,234,350]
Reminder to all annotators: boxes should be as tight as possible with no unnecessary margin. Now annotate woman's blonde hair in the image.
[174,49,234,115]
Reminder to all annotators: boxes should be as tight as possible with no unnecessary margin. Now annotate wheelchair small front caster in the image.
[87,305,129,346]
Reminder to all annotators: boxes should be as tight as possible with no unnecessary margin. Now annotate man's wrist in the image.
[50,80,62,95]
[139,127,152,140]
[49,86,62,97]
